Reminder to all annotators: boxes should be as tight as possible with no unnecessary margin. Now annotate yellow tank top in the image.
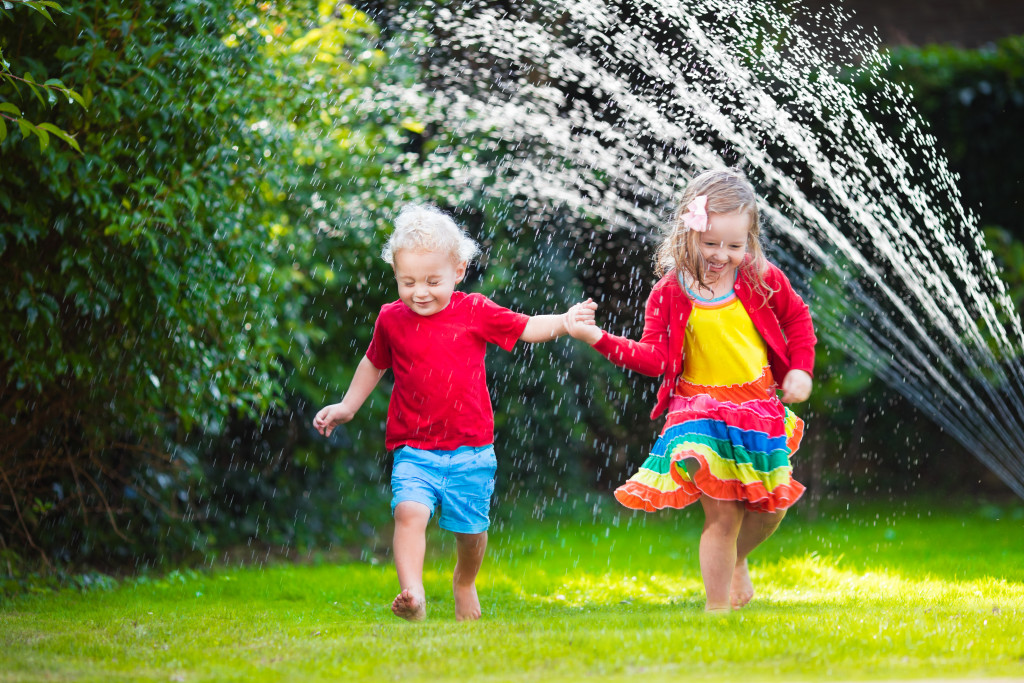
[682,291,769,387]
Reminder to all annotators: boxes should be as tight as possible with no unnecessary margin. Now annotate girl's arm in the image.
[768,267,817,375]
[572,286,671,377]
[313,355,386,437]
[519,299,597,343]
[766,266,816,403]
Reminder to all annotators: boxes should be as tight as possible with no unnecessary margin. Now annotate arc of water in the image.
[391,0,1024,496]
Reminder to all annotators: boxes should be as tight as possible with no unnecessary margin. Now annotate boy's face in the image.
[393,249,466,317]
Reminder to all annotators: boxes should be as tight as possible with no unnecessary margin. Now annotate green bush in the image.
[0,0,412,568]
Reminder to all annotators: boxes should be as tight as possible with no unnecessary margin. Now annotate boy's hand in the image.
[780,369,812,403]
[313,402,356,437]
[567,298,597,324]
[565,298,602,345]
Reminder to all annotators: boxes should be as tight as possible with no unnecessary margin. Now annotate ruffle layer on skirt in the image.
[614,376,805,513]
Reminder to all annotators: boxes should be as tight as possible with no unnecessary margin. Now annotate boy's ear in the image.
[454,261,468,283]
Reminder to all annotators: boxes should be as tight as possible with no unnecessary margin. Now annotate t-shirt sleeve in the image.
[364,308,393,369]
[472,294,530,351]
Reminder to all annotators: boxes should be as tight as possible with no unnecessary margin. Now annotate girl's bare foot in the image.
[453,583,481,621]
[730,559,754,609]
[391,589,426,621]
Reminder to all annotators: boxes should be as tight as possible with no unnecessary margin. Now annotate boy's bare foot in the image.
[704,604,731,614]
[730,559,754,609]
[391,589,426,621]
[453,583,481,621]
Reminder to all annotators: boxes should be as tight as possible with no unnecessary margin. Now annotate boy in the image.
[314,204,595,621]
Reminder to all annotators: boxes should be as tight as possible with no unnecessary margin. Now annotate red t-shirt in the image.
[365,291,530,450]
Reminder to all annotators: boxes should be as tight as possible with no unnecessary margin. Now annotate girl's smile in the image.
[698,210,751,284]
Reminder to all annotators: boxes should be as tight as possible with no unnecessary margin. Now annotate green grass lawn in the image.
[2,499,1023,682]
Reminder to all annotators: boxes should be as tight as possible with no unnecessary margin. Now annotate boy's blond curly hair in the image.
[382,204,480,266]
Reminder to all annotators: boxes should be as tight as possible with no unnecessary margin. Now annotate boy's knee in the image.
[394,501,431,527]
[454,531,488,552]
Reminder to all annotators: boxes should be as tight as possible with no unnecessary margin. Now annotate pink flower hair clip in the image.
[681,195,709,232]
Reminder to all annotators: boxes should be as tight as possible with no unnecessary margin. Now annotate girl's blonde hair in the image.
[656,168,773,301]
[381,204,481,266]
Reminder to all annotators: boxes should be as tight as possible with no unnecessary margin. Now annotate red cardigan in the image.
[592,264,817,419]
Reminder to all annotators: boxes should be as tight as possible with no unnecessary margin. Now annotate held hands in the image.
[313,401,356,437]
[780,369,813,403]
[564,298,603,345]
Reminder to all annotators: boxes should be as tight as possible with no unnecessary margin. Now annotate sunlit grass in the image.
[1,500,1022,682]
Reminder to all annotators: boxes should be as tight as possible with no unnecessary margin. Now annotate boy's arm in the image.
[519,314,568,343]
[519,300,597,343]
[313,355,386,437]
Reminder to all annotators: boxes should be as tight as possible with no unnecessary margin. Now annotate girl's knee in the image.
[704,514,743,537]
[753,508,786,527]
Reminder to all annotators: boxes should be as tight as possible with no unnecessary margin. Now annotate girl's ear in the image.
[454,261,468,283]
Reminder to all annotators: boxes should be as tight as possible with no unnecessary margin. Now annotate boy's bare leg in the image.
[698,496,745,612]
[731,508,786,609]
[392,501,431,621]
[453,531,487,621]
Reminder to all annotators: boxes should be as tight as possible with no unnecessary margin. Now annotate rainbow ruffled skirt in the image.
[614,370,805,513]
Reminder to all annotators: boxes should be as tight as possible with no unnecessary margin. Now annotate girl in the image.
[566,169,816,612]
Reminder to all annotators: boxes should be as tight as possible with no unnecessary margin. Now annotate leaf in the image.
[23,1,54,22]
[0,117,5,142]
[16,117,35,139]
[66,87,87,109]
[22,73,46,106]
[37,122,82,152]
[0,101,19,115]
[31,122,50,150]
[400,118,425,134]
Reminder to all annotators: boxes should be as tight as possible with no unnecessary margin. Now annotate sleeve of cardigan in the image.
[590,285,670,377]
[769,266,817,375]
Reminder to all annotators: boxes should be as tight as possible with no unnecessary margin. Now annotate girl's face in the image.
[393,248,466,316]
[697,210,751,283]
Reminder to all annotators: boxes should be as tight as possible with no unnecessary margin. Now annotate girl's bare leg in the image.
[730,508,786,608]
[452,531,488,621]
[392,501,431,621]
[698,497,745,612]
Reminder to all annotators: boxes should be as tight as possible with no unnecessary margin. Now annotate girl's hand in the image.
[564,298,603,345]
[780,369,812,403]
[313,402,356,437]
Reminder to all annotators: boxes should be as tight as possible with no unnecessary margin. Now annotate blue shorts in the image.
[390,444,497,534]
